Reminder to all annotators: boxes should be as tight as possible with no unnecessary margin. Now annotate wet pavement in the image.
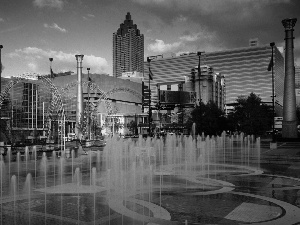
[1,137,300,224]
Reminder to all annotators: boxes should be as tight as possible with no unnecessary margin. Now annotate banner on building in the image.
[159,90,196,104]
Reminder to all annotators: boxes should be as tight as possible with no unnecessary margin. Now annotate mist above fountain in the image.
[0,132,261,224]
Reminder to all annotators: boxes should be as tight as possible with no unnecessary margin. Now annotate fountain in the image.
[1,132,300,224]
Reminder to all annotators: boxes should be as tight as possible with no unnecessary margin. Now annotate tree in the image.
[127,120,138,135]
[297,105,300,125]
[186,101,226,136]
[229,93,273,135]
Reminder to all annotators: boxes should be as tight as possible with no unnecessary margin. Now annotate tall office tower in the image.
[113,12,144,78]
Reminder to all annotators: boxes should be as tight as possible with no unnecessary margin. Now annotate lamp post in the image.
[49,58,53,78]
[270,42,276,142]
[147,56,152,137]
[0,45,3,96]
[0,45,2,143]
[197,51,204,136]
[87,67,90,140]
[197,51,205,105]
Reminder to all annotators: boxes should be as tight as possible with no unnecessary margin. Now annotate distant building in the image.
[0,74,143,141]
[296,66,300,106]
[295,66,300,88]
[120,71,144,83]
[113,12,144,78]
[185,65,225,109]
[143,45,285,115]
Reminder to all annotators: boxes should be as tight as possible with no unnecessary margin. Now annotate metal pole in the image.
[32,83,34,129]
[0,45,2,96]
[197,51,205,104]
[197,51,204,135]
[43,102,45,136]
[0,45,2,142]
[87,68,90,140]
[270,42,276,142]
[147,57,151,137]
[49,58,53,78]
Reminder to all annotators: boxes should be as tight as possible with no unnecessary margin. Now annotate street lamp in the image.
[87,68,90,140]
[197,51,205,105]
[197,51,204,136]
[269,42,276,142]
[147,56,152,137]
[0,45,3,143]
[0,45,3,95]
[49,58,53,78]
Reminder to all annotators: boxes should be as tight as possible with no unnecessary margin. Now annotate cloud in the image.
[44,23,67,33]
[179,32,201,42]
[83,14,95,20]
[133,0,295,49]
[133,0,291,15]
[33,0,64,10]
[0,18,4,22]
[174,15,187,23]
[8,47,109,74]
[148,29,222,55]
[28,63,38,72]
[0,25,26,34]
[148,39,182,53]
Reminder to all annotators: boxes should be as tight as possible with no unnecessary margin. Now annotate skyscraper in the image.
[113,12,144,78]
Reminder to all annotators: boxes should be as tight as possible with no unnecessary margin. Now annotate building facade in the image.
[0,73,143,142]
[113,12,144,78]
[143,45,285,115]
[186,65,225,109]
[296,66,300,106]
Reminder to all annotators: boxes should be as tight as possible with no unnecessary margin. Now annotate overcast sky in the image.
[0,0,299,77]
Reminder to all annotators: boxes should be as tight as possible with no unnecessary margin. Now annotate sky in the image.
[0,0,300,78]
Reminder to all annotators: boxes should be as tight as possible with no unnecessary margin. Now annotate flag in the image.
[267,55,273,71]
[149,67,153,80]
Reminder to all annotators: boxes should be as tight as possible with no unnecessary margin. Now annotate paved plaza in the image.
[1,137,300,225]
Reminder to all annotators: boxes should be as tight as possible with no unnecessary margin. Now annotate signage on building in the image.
[160,90,196,104]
